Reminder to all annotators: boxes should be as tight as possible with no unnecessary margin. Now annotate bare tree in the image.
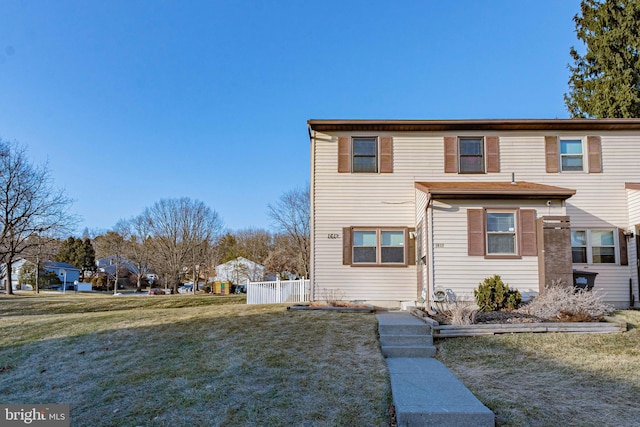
[234,227,273,264]
[0,140,75,294]
[116,216,154,292]
[143,197,224,293]
[267,185,310,277]
[93,231,126,295]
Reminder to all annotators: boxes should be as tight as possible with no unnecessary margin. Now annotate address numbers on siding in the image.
[327,233,340,239]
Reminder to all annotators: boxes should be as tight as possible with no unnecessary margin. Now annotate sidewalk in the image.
[377,312,494,427]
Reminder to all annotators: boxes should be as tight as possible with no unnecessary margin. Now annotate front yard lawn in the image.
[0,293,390,426]
[436,310,640,426]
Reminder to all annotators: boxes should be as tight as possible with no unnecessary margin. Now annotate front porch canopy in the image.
[415,181,576,201]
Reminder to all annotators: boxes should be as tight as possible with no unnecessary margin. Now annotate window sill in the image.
[483,255,522,260]
[350,263,409,268]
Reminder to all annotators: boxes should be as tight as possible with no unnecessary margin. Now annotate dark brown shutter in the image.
[343,227,352,265]
[338,137,351,173]
[444,136,458,173]
[588,135,602,173]
[618,228,629,266]
[407,227,416,265]
[379,136,393,173]
[486,136,500,173]
[545,136,559,173]
[467,209,485,256]
[520,209,538,256]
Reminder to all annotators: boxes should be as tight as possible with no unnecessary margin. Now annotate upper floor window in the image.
[459,137,484,173]
[560,139,583,172]
[338,136,393,173]
[352,138,378,173]
[444,136,499,174]
[545,135,602,174]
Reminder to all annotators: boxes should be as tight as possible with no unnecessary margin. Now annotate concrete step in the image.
[382,345,437,358]
[387,358,495,427]
[377,312,431,336]
[379,334,433,347]
[379,323,430,336]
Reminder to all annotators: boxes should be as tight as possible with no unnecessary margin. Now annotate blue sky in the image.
[0,0,581,234]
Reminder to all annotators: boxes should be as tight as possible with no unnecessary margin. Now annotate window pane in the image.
[572,247,587,263]
[571,230,586,246]
[352,157,377,172]
[592,230,614,246]
[593,247,615,263]
[487,234,515,254]
[381,247,404,263]
[381,231,404,247]
[562,155,583,171]
[561,140,582,154]
[354,231,376,246]
[487,213,515,232]
[459,139,482,155]
[352,139,377,156]
[459,156,484,172]
[353,247,376,263]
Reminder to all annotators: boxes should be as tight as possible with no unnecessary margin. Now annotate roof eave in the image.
[308,118,640,132]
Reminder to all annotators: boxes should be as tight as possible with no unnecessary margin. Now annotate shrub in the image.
[521,279,613,321]
[474,274,522,312]
[448,301,478,325]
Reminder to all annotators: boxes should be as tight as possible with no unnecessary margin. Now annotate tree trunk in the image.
[6,259,13,295]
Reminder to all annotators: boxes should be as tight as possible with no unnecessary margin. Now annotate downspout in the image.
[428,196,435,310]
[308,123,316,301]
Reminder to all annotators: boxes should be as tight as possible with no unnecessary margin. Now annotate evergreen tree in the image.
[56,236,96,279]
[564,0,640,118]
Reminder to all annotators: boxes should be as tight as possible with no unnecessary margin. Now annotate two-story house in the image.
[308,119,640,309]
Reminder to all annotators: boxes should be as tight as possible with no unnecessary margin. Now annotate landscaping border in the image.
[287,304,374,313]
[410,308,627,337]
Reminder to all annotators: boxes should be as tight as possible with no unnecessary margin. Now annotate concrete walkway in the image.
[377,312,494,427]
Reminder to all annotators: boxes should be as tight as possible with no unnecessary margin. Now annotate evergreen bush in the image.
[474,274,522,312]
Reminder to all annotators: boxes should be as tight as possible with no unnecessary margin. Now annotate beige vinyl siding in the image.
[312,133,422,302]
[430,200,551,301]
[311,131,640,306]
[627,189,640,307]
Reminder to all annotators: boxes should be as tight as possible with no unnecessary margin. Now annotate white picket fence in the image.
[246,278,311,304]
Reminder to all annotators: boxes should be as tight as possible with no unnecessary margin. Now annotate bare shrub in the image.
[448,301,478,325]
[317,288,346,307]
[520,279,613,321]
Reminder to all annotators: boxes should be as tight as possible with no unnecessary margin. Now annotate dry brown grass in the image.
[0,293,390,426]
[436,310,640,426]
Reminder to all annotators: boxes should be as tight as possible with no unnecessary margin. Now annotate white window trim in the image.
[559,137,586,173]
[485,210,517,255]
[571,228,617,264]
[352,228,406,265]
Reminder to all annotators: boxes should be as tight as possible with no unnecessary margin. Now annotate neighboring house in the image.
[43,261,81,287]
[1,259,80,290]
[308,118,640,309]
[215,257,266,284]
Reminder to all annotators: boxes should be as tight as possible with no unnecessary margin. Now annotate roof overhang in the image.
[308,118,640,132]
[415,181,576,200]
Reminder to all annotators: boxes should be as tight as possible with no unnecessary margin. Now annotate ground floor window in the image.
[344,227,415,267]
[571,229,616,264]
[486,211,516,254]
